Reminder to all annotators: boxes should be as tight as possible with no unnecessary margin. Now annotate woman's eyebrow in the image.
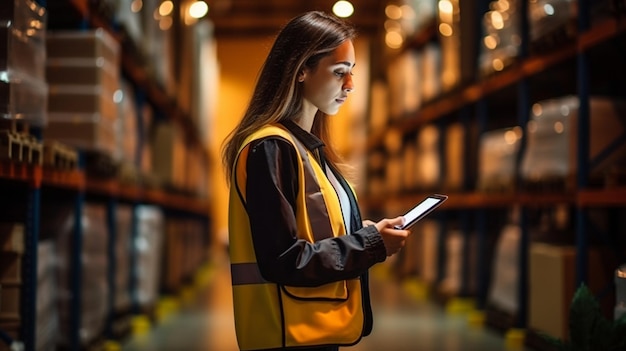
[335,61,356,68]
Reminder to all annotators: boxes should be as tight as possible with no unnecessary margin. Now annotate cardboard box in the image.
[46,58,120,92]
[0,281,20,320]
[48,85,118,120]
[0,223,24,254]
[46,29,119,66]
[529,243,616,340]
[0,252,21,284]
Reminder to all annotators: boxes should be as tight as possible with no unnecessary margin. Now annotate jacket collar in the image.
[280,120,325,152]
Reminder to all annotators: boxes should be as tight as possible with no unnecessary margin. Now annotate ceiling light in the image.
[333,1,354,18]
[189,1,209,19]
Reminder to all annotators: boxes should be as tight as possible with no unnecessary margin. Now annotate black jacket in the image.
[244,120,387,336]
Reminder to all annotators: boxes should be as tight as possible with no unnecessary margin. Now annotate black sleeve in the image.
[245,137,387,287]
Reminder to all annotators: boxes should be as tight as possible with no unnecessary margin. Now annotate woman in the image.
[222,11,410,351]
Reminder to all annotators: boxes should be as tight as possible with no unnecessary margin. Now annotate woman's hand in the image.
[374,217,409,256]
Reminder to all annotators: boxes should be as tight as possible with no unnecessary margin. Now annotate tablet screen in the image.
[396,194,448,230]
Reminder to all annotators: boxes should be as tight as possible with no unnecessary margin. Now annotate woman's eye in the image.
[334,71,346,77]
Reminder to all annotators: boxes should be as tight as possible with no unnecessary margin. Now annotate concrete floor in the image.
[122,252,532,351]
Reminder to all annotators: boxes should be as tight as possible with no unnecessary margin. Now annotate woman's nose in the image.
[343,75,354,93]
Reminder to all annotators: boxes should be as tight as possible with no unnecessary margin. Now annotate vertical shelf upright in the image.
[23,171,42,351]
[575,0,591,288]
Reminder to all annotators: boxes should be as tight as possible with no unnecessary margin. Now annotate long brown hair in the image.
[221,11,357,182]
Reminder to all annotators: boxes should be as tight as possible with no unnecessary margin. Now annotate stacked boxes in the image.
[56,204,109,348]
[0,0,48,128]
[0,223,24,351]
[45,29,121,158]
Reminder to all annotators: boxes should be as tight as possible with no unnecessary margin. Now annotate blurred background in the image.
[0,0,625,350]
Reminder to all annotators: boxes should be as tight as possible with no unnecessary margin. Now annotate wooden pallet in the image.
[42,141,78,170]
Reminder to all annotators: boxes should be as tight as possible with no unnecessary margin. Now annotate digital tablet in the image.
[394,194,448,230]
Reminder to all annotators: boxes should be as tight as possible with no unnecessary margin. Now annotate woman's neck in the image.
[295,102,317,132]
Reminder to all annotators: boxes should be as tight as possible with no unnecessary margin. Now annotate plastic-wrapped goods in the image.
[402,51,422,114]
[479,0,522,77]
[416,219,440,284]
[520,96,626,190]
[439,230,477,296]
[437,0,461,91]
[0,0,48,127]
[402,143,417,191]
[529,0,576,52]
[487,223,521,315]
[617,264,626,320]
[368,81,389,131]
[134,205,164,308]
[444,123,465,191]
[115,205,133,312]
[0,0,47,80]
[55,203,109,348]
[420,43,442,102]
[387,53,410,118]
[406,0,438,33]
[477,126,523,192]
[415,125,441,190]
[385,154,404,194]
[37,240,59,351]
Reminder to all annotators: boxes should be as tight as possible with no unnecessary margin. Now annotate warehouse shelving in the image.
[368,15,626,150]
[365,0,626,349]
[0,1,213,351]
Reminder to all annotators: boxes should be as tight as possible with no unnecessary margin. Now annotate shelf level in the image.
[86,178,210,216]
[362,190,626,212]
[41,168,85,190]
[0,162,42,187]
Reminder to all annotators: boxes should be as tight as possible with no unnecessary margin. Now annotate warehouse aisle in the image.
[122,251,531,351]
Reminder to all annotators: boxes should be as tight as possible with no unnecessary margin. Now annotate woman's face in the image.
[301,40,355,116]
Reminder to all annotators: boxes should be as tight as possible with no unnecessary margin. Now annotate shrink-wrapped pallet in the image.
[520,96,626,190]
[477,126,522,192]
[479,0,522,76]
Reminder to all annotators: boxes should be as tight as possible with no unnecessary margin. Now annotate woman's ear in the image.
[297,68,307,83]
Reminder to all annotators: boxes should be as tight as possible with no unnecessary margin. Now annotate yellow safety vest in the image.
[228,124,365,350]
